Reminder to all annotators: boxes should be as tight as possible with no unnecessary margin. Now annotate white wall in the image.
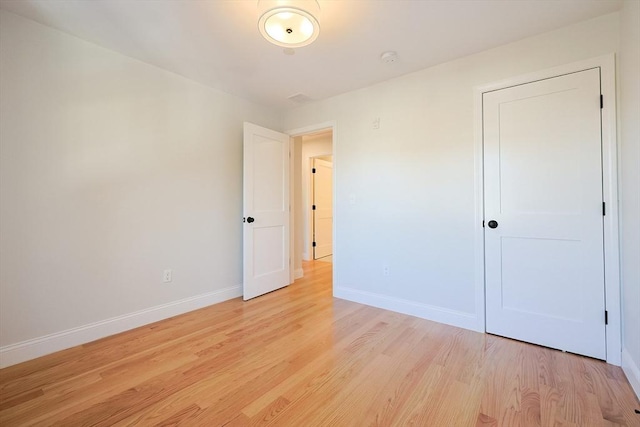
[0,10,281,365]
[284,13,621,330]
[619,0,640,398]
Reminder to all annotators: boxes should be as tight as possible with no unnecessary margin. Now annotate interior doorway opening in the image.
[291,129,334,280]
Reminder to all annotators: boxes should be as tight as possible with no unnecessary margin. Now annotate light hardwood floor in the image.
[1,261,638,426]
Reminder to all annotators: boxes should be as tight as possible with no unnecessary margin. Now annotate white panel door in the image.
[312,158,333,259]
[484,68,606,359]
[243,122,290,300]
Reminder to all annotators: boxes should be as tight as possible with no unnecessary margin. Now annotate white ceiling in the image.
[0,0,622,110]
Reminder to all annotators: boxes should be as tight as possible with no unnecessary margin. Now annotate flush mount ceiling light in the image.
[258,0,320,48]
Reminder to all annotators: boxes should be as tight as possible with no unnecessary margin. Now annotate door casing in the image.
[473,54,621,365]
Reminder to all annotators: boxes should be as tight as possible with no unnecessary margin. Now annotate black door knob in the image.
[487,220,498,229]
[246,217,255,223]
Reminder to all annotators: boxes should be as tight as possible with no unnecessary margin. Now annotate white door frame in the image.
[286,121,337,284]
[473,54,621,365]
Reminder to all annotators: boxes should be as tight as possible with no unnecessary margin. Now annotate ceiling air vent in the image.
[287,93,313,104]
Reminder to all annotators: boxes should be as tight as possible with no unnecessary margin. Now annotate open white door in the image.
[243,122,290,300]
[483,68,606,359]
[312,158,333,259]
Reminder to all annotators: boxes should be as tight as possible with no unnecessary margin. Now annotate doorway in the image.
[290,128,334,279]
[243,122,335,298]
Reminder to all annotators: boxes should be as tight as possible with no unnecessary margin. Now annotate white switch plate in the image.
[163,269,172,283]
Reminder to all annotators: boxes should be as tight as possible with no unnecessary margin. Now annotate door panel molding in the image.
[473,54,620,365]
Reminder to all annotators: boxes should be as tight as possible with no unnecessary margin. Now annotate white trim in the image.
[622,348,640,400]
[599,55,621,366]
[289,135,295,284]
[286,121,337,138]
[473,83,487,334]
[335,286,478,331]
[0,285,241,368]
[294,268,304,280]
[473,54,621,365]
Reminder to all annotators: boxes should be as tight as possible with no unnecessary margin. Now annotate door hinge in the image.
[605,310,608,325]
[482,220,485,228]
[603,202,606,216]
[312,168,316,173]
[600,94,603,109]
[312,241,316,247]
[312,205,316,210]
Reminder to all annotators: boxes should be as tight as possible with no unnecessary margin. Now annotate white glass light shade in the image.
[258,5,319,48]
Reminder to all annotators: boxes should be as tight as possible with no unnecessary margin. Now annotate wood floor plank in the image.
[360,331,443,425]
[1,260,638,426]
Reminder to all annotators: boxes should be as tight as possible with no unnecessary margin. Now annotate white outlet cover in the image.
[163,269,172,282]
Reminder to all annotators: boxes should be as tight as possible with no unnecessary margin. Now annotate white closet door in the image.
[484,68,606,359]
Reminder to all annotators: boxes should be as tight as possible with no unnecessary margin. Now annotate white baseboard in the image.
[294,268,304,280]
[622,347,640,400]
[0,285,242,368]
[334,286,478,331]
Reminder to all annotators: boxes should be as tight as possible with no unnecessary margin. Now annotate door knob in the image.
[487,220,498,229]
[246,217,255,223]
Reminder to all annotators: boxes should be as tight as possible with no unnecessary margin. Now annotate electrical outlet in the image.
[163,269,172,283]
[383,265,390,276]
[372,117,380,129]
